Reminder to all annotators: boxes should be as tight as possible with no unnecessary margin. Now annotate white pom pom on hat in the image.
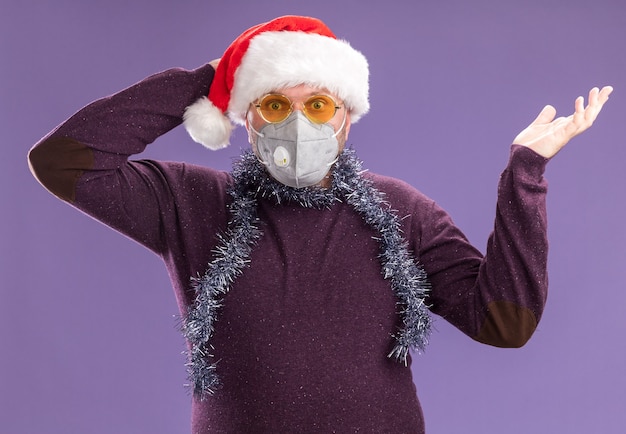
[183,15,370,150]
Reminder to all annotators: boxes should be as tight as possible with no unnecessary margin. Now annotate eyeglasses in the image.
[253,93,342,124]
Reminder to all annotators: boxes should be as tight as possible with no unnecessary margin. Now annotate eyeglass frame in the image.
[252,93,343,125]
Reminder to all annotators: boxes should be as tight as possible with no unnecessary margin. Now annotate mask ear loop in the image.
[331,107,347,139]
[246,109,269,166]
[324,108,348,169]
[246,108,265,139]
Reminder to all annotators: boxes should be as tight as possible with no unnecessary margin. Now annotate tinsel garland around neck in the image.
[182,148,432,398]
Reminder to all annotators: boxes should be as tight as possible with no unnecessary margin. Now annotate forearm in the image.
[28,64,214,202]
[472,145,549,346]
[424,145,549,347]
[27,64,216,253]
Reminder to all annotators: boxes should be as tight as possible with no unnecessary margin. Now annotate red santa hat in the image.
[183,15,370,150]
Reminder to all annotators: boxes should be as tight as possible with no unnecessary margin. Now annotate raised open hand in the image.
[513,86,613,158]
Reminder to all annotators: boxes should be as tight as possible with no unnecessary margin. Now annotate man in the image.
[28,15,612,433]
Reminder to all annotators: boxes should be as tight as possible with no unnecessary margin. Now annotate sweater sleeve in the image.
[28,64,217,254]
[419,145,549,348]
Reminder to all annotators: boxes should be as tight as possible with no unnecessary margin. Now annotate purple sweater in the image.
[29,64,549,433]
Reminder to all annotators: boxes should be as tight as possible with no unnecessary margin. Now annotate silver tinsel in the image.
[182,148,432,398]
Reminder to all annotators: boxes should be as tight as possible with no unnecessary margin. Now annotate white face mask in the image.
[249,111,345,188]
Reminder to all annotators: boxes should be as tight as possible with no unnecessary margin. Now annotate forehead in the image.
[269,83,337,100]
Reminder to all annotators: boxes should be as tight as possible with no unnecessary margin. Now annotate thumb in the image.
[530,104,557,125]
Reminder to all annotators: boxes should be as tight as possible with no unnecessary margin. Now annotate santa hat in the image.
[183,15,370,150]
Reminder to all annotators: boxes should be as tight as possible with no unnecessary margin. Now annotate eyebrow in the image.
[268,90,343,105]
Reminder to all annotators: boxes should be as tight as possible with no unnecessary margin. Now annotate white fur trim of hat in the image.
[183,15,369,150]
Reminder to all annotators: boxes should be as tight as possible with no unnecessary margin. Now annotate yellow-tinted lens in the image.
[255,94,340,124]
[303,95,338,124]
[257,94,292,123]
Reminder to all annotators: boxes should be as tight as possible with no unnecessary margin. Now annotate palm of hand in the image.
[514,86,613,158]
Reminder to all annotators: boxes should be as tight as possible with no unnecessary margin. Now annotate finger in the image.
[588,87,600,107]
[598,85,614,103]
[587,85,614,111]
[584,86,611,124]
[573,95,585,126]
[585,87,600,121]
[209,58,221,69]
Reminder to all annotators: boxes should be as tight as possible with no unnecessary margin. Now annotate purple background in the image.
[2,1,625,432]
